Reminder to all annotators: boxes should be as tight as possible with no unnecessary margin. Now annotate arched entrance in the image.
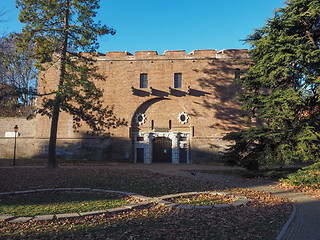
[131,98,191,164]
[152,137,172,163]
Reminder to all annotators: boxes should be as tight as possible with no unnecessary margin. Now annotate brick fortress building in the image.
[35,49,249,164]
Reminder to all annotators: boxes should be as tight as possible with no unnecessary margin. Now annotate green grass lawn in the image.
[0,191,129,217]
[168,193,237,206]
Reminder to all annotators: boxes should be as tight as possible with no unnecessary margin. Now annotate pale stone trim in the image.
[133,131,190,164]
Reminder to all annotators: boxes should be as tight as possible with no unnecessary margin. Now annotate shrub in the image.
[280,163,320,189]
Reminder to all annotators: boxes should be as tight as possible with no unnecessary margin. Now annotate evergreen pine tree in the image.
[224,0,320,170]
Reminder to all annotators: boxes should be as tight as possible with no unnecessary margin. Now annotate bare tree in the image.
[0,34,37,117]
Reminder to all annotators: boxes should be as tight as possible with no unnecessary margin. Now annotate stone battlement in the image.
[101,49,248,60]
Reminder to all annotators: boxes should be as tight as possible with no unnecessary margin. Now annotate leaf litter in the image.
[0,167,293,239]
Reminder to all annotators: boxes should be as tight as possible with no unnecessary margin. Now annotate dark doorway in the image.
[152,137,172,163]
[179,148,188,163]
[137,148,144,163]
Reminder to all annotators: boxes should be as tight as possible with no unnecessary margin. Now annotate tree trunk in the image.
[47,0,70,169]
[48,97,60,168]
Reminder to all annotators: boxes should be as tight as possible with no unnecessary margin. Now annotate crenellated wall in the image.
[102,49,248,60]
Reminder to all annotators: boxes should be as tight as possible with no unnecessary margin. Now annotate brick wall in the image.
[16,49,250,162]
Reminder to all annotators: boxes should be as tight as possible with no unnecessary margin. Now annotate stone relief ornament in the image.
[136,113,146,125]
[178,112,189,124]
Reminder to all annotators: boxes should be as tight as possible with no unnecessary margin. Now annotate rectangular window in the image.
[174,73,182,88]
[137,136,144,141]
[140,73,148,88]
[235,69,240,79]
[179,137,187,141]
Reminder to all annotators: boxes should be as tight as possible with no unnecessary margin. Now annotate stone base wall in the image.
[0,117,230,162]
[34,137,131,162]
[0,117,37,159]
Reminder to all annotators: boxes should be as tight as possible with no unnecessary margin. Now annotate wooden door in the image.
[179,148,188,163]
[152,137,172,163]
[136,148,144,163]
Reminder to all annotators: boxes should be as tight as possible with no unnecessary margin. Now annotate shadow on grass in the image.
[0,191,121,205]
[0,167,224,198]
[0,158,123,166]
[193,166,302,180]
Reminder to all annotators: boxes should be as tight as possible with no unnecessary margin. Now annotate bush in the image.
[281,163,320,189]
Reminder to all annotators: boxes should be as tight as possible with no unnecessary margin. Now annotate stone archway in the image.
[131,98,191,164]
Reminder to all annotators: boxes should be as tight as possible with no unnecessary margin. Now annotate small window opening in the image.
[235,69,240,79]
[151,120,154,130]
[174,73,182,88]
[179,137,187,141]
[140,73,148,88]
[137,136,144,141]
[169,120,172,130]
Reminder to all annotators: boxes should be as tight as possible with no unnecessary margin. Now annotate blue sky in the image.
[1,0,285,55]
